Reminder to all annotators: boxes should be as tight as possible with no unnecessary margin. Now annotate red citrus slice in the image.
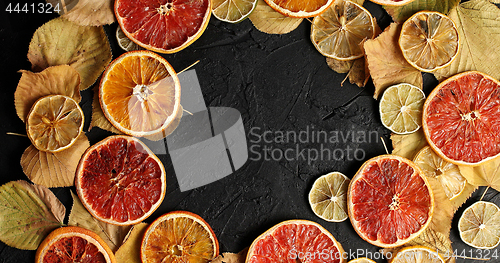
[422,71,500,166]
[347,155,434,248]
[115,0,211,54]
[75,135,166,225]
[246,220,345,263]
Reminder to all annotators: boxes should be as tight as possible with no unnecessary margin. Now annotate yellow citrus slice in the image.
[311,0,375,60]
[212,0,258,23]
[116,27,142,52]
[348,258,376,263]
[264,0,334,18]
[26,95,84,153]
[459,201,500,249]
[309,172,350,222]
[390,246,445,263]
[399,11,459,72]
[379,83,425,135]
[369,0,416,6]
[414,146,467,200]
[99,50,181,139]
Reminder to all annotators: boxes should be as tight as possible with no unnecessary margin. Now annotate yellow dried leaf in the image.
[14,65,81,122]
[407,229,455,263]
[212,248,249,263]
[326,57,370,88]
[28,17,112,90]
[21,134,90,188]
[249,0,303,34]
[68,191,131,252]
[425,177,454,237]
[391,130,428,160]
[46,0,115,26]
[364,23,423,99]
[90,86,123,134]
[451,183,477,211]
[459,157,500,192]
[384,0,460,23]
[115,223,149,263]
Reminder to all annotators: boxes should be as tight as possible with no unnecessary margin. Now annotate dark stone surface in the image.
[0,0,499,262]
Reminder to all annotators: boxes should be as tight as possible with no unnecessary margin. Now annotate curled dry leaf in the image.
[115,223,149,263]
[68,191,131,252]
[384,0,460,23]
[90,86,123,134]
[28,17,112,90]
[391,130,428,160]
[249,0,303,34]
[14,65,81,122]
[364,23,423,99]
[21,134,90,188]
[459,157,500,192]
[212,248,249,263]
[46,0,115,26]
[0,180,65,250]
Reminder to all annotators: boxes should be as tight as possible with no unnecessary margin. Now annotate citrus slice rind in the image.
[311,0,375,60]
[390,246,445,263]
[26,95,84,153]
[141,211,219,263]
[75,135,166,226]
[347,155,434,248]
[264,0,334,18]
[422,71,500,166]
[309,172,350,222]
[116,27,142,52]
[371,0,416,7]
[458,201,500,249]
[35,226,116,263]
[379,83,425,135]
[413,146,467,200]
[348,258,376,263]
[399,11,459,73]
[212,0,258,23]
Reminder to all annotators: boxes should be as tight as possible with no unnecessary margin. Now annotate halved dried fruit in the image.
[309,172,350,222]
[459,201,500,249]
[390,246,444,263]
[212,0,258,23]
[264,0,334,18]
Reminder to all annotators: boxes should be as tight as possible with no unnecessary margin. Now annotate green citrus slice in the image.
[212,0,258,23]
[380,83,425,134]
[309,172,350,222]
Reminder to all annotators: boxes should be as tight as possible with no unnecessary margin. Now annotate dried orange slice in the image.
[347,155,434,248]
[115,0,211,53]
[309,172,350,222]
[369,0,416,6]
[141,211,219,263]
[422,71,500,166]
[349,258,376,263]
[99,50,181,139]
[35,226,116,263]
[399,11,459,72]
[390,246,444,263]
[75,135,166,226]
[246,220,345,263]
[264,0,334,18]
[311,0,375,60]
[26,95,84,153]
[459,201,500,249]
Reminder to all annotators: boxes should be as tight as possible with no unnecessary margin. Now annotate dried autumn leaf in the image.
[391,130,428,160]
[46,0,115,26]
[451,183,477,211]
[459,157,500,192]
[28,17,112,90]
[407,229,455,263]
[364,23,423,99]
[384,0,460,23]
[68,191,131,252]
[89,86,123,134]
[434,0,500,81]
[115,223,148,263]
[0,180,65,250]
[249,0,303,34]
[212,248,249,263]
[14,65,81,122]
[425,177,454,237]
[21,134,90,188]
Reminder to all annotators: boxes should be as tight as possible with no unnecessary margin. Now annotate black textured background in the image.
[0,0,499,262]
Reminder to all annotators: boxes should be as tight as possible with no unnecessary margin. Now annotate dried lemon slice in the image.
[116,27,141,52]
[212,0,258,23]
[391,246,445,263]
[309,172,350,222]
[348,258,375,263]
[459,201,500,249]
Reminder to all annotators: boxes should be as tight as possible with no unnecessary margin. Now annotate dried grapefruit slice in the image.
[458,201,500,249]
[348,258,375,263]
[390,246,444,263]
[309,172,350,222]
[422,71,500,166]
[99,50,181,139]
[246,220,345,263]
[347,155,434,248]
[35,226,116,263]
[212,0,258,23]
[115,0,211,53]
[399,11,459,72]
[264,0,334,18]
[141,211,219,263]
[26,95,84,153]
[75,135,166,226]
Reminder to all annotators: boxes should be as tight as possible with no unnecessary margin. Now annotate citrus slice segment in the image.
[264,0,334,18]
[390,246,444,263]
[311,0,375,60]
[347,155,434,248]
[141,211,219,263]
[116,27,142,52]
[414,146,467,200]
[212,0,258,23]
[399,11,459,72]
[246,220,345,263]
[348,258,376,263]
[115,0,211,53]
[458,201,500,249]
[26,95,84,153]
[422,71,500,166]
[99,50,181,139]
[75,135,166,226]
[379,83,425,135]
[369,0,416,7]
[35,226,116,263]
[309,172,350,222]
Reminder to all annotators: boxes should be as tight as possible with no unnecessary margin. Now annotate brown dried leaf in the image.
[211,248,249,263]
[391,130,428,160]
[28,17,112,90]
[46,0,115,26]
[249,0,303,34]
[364,23,423,99]
[14,65,81,122]
[459,157,500,192]
[21,134,89,188]
[68,191,131,252]
[115,223,148,263]
[89,86,123,134]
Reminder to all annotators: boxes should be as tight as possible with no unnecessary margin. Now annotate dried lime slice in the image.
[116,27,142,52]
[459,201,500,249]
[380,83,425,134]
[309,172,350,222]
[212,0,258,23]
